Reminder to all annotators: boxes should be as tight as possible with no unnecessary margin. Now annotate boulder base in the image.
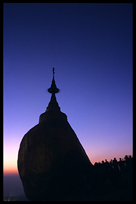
[18,117,92,201]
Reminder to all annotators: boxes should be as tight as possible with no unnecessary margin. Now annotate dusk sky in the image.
[4,3,133,174]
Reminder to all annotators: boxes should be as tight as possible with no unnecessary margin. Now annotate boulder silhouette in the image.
[17,69,92,201]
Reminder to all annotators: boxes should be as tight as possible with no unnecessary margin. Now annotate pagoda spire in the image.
[46,68,60,112]
[48,67,60,94]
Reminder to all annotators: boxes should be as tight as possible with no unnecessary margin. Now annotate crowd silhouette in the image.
[82,155,133,200]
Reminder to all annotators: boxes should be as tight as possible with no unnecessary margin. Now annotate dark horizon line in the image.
[4,154,133,175]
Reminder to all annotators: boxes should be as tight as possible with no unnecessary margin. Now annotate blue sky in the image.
[3,3,133,172]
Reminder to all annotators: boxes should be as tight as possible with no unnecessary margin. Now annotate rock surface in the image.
[18,112,92,200]
[17,70,92,201]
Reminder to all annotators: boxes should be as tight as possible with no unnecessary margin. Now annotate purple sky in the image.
[4,3,133,172]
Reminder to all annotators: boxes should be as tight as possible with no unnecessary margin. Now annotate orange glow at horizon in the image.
[3,141,19,175]
[4,153,133,174]
[3,139,132,174]
[4,160,18,174]
[4,168,18,174]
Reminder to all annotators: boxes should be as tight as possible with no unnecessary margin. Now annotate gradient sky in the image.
[3,3,133,173]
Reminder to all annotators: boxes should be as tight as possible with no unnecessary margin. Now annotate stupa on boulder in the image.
[17,68,92,201]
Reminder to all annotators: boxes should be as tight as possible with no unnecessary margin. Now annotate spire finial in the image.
[53,67,55,75]
[48,68,60,94]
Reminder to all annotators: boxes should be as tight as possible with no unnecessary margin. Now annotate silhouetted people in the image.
[84,155,132,200]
